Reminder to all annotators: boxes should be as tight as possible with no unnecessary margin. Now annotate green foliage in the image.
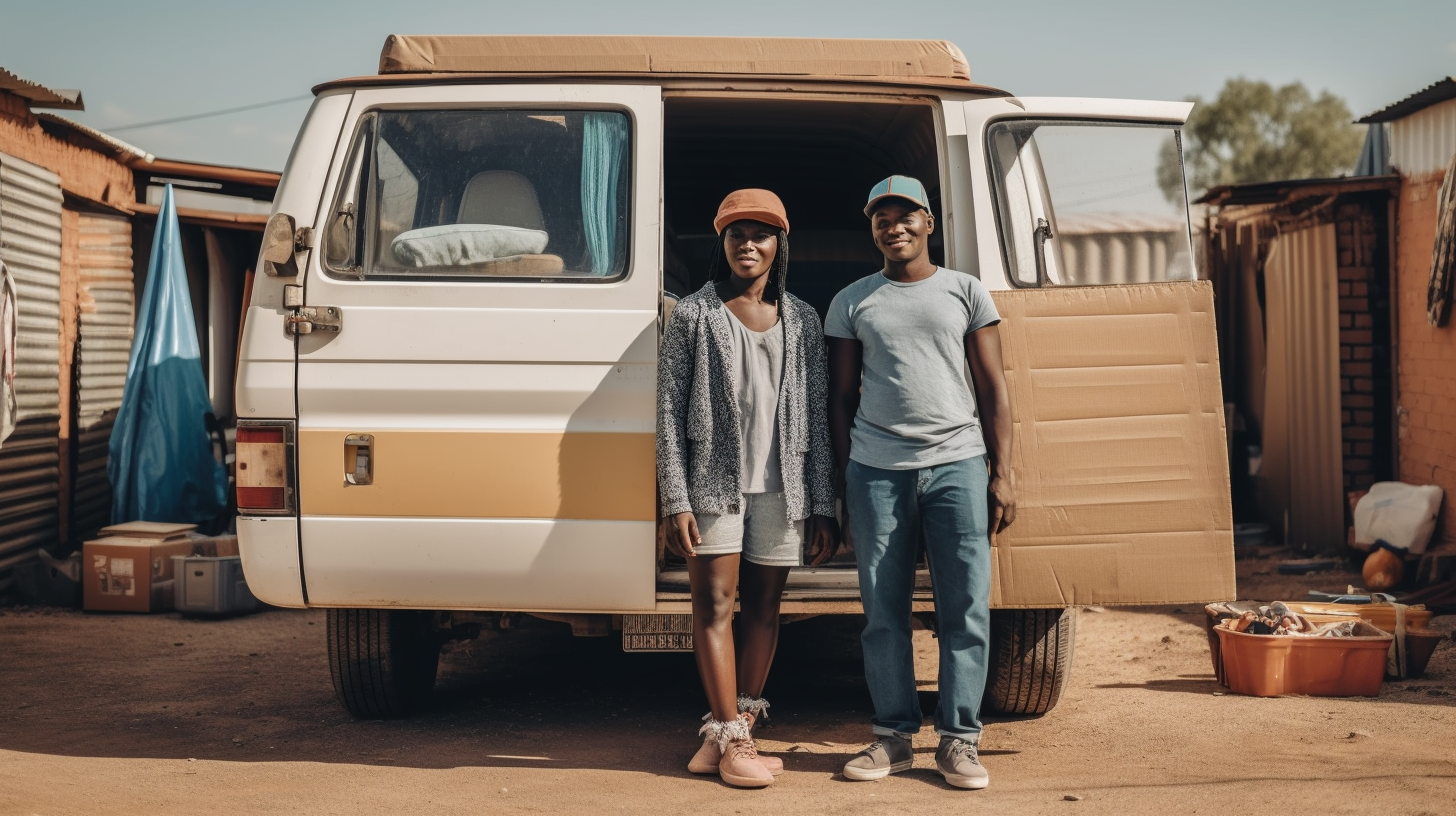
[1160,78,1365,203]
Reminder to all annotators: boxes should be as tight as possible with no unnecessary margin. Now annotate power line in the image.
[107,94,313,133]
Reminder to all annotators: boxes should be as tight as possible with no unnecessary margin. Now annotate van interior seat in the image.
[458,170,547,231]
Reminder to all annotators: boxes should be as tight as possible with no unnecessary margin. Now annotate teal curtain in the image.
[581,113,629,275]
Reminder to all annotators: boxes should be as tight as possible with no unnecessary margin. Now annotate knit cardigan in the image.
[657,282,836,520]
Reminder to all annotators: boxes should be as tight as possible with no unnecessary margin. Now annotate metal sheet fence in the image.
[73,214,134,539]
[0,152,63,568]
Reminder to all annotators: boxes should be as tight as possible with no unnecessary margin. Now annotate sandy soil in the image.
[1,554,1453,816]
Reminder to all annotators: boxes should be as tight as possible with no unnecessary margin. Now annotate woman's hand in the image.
[664,511,700,557]
[805,514,841,566]
[989,475,1016,535]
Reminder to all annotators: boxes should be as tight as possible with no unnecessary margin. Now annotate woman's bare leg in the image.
[688,553,742,721]
[734,561,791,698]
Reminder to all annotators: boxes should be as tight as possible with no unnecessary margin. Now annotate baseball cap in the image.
[714,189,790,234]
[864,175,930,218]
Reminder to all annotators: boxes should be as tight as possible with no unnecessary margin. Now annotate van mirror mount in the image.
[262,212,306,277]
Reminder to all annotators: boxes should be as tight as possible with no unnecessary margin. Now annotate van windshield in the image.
[323,109,631,281]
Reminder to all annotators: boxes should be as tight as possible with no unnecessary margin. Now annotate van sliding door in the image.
[960,97,1235,608]
[295,85,662,612]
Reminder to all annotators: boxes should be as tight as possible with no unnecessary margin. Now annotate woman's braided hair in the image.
[707,226,789,304]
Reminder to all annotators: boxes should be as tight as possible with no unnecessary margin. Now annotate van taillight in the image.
[236,421,295,514]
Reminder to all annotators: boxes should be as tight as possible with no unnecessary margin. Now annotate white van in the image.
[235,35,1235,719]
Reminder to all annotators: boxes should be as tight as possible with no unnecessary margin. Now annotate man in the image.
[825,175,1015,790]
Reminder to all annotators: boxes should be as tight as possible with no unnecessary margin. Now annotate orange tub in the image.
[1215,624,1393,697]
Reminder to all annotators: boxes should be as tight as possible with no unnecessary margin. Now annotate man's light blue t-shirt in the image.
[824,267,1001,470]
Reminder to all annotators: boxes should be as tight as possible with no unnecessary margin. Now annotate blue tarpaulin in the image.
[109,185,227,526]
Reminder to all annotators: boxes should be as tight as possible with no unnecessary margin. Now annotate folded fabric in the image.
[392,223,549,268]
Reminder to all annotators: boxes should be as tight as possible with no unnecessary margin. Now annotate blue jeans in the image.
[848,456,991,741]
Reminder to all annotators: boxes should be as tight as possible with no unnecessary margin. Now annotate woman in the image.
[657,189,838,788]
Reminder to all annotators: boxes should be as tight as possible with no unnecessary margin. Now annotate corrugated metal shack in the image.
[1358,78,1456,556]
[0,68,276,596]
[1199,176,1398,553]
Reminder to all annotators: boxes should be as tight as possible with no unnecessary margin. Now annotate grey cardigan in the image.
[657,283,836,520]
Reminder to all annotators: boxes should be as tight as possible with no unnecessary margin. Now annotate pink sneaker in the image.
[696,715,774,788]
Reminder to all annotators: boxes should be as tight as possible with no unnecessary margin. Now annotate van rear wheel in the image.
[982,608,1076,716]
[327,609,441,718]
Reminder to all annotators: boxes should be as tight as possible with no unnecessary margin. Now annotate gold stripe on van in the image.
[298,430,655,521]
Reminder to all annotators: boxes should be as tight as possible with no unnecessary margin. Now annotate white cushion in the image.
[391,224,549,268]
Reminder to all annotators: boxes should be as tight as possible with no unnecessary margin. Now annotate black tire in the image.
[982,608,1076,716]
[327,609,441,718]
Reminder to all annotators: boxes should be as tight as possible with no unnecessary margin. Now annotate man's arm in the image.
[827,337,863,498]
[966,324,1016,533]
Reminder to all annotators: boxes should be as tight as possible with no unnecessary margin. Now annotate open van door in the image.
[293,84,662,613]
[960,97,1236,611]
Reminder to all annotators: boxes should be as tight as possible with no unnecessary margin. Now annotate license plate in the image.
[622,614,694,652]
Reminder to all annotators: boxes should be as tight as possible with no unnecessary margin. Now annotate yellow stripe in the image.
[299,430,655,520]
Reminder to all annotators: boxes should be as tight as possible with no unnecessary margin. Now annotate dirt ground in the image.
[2,554,1454,816]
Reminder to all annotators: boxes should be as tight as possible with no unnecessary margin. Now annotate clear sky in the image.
[3,0,1454,172]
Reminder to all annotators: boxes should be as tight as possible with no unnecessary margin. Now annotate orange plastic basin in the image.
[1215,626,1393,697]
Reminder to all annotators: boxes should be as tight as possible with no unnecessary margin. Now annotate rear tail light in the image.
[236,420,295,514]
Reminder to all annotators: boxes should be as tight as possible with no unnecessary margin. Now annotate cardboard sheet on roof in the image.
[378,35,970,82]
[987,281,1236,607]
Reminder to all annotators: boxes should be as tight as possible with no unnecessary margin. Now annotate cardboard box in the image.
[187,534,240,558]
[98,521,197,539]
[83,537,194,612]
[988,281,1237,607]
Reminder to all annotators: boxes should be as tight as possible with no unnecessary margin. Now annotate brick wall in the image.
[1336,200,1394,494]
[1395,169,1456,547]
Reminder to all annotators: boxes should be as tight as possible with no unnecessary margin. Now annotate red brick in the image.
[1353,346,1373,361]
[1354,442,1374,456]
[1342,362,1374,377]
[1339,266,1370,281]
[1351,282,1368,297]
[1340,313,1352,328]
[1340,297,1369,312]
[1354,378,1374,393]
[1344,393,1375,408]
[1355,410,1374,424]
[1341,330,1373,344]
[1339,282,1351,297]
[1342,410,1353,424]
[1354,313,1372,328]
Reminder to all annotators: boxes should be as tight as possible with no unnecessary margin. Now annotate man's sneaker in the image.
[842,734,913,781]
[935,736,989,789]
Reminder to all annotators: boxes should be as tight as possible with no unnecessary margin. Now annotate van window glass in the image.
[987,121,1194,287]
[322,109,631,281]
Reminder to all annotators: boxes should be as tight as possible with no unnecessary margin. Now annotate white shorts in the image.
[693,492,803,567]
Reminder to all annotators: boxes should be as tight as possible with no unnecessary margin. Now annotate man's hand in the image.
[664,511,700,557]
[804,514,841,566]
[989,475,1016,535]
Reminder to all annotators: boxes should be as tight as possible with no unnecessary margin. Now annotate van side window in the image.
[322,109,631,281]
[987,121,1195,287]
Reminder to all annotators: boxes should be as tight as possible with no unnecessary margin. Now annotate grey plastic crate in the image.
[170,555,259,616]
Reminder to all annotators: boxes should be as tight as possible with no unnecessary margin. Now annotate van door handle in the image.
[344,434,374,485]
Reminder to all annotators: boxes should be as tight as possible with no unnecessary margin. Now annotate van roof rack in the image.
[376,35,971,84]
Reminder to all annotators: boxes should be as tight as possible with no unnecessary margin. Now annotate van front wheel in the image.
[327,609,441,718]
[982,608,1076,716]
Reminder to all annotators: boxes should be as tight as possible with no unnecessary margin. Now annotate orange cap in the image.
[713,189,790,235]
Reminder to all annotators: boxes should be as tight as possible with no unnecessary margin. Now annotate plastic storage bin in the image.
[1215,624,1392,697]
[171,555,259,616]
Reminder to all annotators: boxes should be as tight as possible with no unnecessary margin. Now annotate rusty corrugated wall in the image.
[0,152,63,573]
[1261,223,1344,553]
[71,213,133,541]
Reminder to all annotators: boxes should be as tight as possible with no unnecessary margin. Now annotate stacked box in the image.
[83,523,197,612]
[172,555,259,616]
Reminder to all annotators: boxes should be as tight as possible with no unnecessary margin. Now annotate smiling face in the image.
[723,219,780,280]
[870,199,934,264]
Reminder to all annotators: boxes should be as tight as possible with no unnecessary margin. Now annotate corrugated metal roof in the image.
[1357,77,1456,124]
[0,66,83,110]
[1195,175,1399,207]
[34,113,153,163]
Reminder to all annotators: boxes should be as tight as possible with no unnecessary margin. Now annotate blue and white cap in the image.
[864,175,930,217]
